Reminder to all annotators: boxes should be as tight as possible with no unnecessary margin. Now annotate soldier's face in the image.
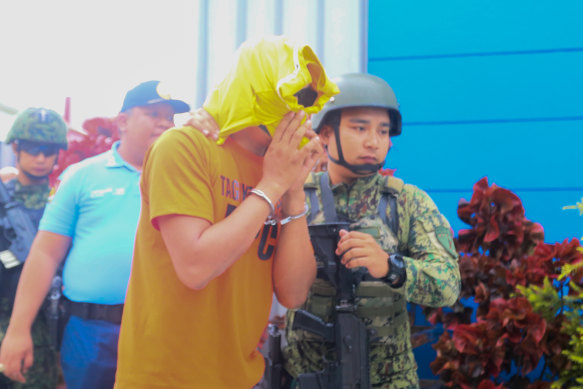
[13,142,59,179]
[119,103,176,158]
[322,107,391,175]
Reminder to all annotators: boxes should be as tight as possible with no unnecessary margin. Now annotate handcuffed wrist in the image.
[250,188,276,225]
[280,203,309,225]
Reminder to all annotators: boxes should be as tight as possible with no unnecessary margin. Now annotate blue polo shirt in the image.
[39,142,141,304]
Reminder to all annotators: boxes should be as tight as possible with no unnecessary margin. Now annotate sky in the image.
[0,0,200,138]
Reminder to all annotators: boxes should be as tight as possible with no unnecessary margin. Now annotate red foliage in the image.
[379,167,396,176]
[50,117,120,186]
[426,177,583,388]
[456,177,544,262]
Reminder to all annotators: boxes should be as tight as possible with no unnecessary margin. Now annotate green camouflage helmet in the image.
[5,107,68,149]
[312,73,402,136]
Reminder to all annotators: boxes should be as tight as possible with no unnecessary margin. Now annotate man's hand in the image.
[336,229,390,279]
[185,108,220,141]
[280,118,323,215]
[0,328,34,383]
[0,166,18,183]
[261,111,323,206]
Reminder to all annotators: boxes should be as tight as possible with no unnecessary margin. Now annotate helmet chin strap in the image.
[326,123,385,175]
[20,169,50,181]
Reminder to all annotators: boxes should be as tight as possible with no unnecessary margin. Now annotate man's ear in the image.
[11,143,18,154]
[116,112,129,134]
[318,125,333,145]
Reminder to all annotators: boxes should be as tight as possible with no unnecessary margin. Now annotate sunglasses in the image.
[17,141,60,157]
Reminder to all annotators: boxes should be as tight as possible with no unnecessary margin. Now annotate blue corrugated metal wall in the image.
[368,0,583,245]
[368,0,583,381]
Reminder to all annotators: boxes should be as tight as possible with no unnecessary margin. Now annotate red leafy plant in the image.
[426,177,583,388]
[50,117,120,186]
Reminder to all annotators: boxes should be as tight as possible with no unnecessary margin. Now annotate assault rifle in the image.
[0,180,36,271]
[291,222,371,389]
[0,181,64,349]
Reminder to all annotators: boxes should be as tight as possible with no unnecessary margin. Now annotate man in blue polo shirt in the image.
[0,80,190,389]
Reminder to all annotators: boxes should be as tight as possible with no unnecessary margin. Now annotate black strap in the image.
[65,298,124,324]
[306,187,319,225]
[379,192,398,237]
[319,172,339,222]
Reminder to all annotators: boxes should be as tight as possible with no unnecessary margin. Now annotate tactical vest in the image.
[299,171,410,340]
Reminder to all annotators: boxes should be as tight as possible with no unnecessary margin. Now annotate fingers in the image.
[272,111,306,144]
[23,352,33,377]
[336,230,371,251]
[186,108,220,140]
[2,357,27,383]
[0,335,33,383]
[337,230,366,265]
[299,136,323,167]
[262,111,319,195]
[335,230,389,278]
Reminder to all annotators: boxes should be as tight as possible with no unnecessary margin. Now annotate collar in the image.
[329,173,385,222]
[105,141,139,172]
[330,172,381,194]
[12,179,50,195]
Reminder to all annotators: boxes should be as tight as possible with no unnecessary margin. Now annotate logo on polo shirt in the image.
[90,187,127,198]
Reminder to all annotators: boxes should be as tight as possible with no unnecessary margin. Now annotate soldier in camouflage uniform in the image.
[0,107,68,388]
[283,73,461,388]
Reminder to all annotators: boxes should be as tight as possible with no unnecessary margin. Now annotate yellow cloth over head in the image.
[203,35,339,145]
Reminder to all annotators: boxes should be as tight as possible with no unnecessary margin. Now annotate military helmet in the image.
[312,73,402,136]
[5,107,68,149]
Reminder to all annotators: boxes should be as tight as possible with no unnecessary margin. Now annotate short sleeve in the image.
[142,127,216,230]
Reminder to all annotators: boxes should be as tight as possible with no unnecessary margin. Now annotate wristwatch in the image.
[384,253,407,288]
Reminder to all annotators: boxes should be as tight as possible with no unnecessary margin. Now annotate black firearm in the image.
[44,274,64,350]
[0,180,36,272]
[0,180,37,303]
[0,181,64,350]
[291,223,371,389]
[264,323,284,389]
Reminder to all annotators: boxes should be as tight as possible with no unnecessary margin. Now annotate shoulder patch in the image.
[435,226,457,257]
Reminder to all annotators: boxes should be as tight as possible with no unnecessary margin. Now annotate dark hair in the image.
[322,110,341,129]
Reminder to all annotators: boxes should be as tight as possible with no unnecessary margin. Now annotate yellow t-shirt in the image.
[115,127,277,389]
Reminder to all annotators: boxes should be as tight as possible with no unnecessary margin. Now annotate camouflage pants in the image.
[283,339,420,389]
[0,298,59,389]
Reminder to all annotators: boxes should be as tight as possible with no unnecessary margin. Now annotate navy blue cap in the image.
[120,80,190,113]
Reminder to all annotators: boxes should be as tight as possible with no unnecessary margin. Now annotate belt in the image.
[65,298,124,324]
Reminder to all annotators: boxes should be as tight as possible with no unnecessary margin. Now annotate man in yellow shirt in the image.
[115,36,339,389]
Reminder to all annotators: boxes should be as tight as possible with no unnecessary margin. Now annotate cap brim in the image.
[166,99,190,114]
[122,98,190,114]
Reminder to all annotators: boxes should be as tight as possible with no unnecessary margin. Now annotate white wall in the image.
[193,0,367,107]
[0,0,366,165]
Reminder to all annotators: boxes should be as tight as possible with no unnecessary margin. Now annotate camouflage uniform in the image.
[283,172,461,389]
[0,179,58,389]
